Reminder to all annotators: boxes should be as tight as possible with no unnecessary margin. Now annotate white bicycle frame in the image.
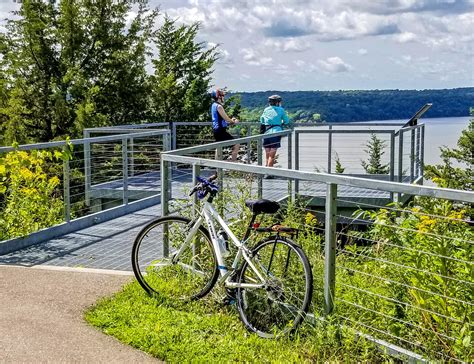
[172,200,267,289]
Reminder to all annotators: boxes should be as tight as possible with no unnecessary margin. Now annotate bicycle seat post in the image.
[242,212,258,243]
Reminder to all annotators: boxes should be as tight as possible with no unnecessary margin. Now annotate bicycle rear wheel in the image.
[236,236,313,338]
[131,216,218,301]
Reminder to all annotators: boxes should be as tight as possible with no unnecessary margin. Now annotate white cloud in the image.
[317,57,353,73]
[240,48,273,66]
[394,32,417,43]
[294,60,307,68]
[358,48,368,55]
[216,48,235,68]
[263,38,311,52]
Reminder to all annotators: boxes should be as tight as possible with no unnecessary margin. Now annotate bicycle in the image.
[131,175,313,338]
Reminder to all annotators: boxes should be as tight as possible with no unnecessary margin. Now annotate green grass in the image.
[85,281,389,363]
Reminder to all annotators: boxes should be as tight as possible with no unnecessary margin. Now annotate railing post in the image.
[410,129,415,183]
[83,130,91,207]
[389,131,395,201]
[216,146,224,215]
[122,137,128,205]
[161,156,169,257]
[172,123,177,150]
[327,125,333,173]
[294,130,300,194]
[63,156,71,222]
[129,137,134,177]
[420,125,425,181]
[257,138,263,199]
[192,163,201,217]
[163,132,172,201]
[287,131,293,200]
[396,129,404,203]
[415,127,420,179]
[246,126,252,164]
[398,129,404,183]
[324,183,337,315]
[192,162,201,267]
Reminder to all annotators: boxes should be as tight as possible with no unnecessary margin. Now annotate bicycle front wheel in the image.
[131,216,218,301]
[236,236,313,338]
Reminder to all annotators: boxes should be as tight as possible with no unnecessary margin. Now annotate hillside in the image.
[232,87,474,122]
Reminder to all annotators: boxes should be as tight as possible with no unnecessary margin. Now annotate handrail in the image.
[164,130,291,155]
[0,129,171,153]
[161,130,473,204]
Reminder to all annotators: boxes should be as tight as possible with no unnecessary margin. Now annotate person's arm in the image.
[217,105,239,124]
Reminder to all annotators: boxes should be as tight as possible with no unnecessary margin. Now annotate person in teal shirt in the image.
[260,95,290,173]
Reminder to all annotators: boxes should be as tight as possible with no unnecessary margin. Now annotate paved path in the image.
[0,265,159,363]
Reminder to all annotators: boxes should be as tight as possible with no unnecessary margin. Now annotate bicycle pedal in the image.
[222,296,236,306]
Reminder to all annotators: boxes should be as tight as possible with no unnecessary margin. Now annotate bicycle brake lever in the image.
[189,186,198,196]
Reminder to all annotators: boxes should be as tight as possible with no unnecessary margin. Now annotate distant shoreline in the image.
[233,87,473,123]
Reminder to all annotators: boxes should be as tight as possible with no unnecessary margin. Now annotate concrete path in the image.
[0,265,159,363]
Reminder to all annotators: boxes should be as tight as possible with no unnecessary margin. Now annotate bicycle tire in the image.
[131,216,219,301]
[236,236,313,338]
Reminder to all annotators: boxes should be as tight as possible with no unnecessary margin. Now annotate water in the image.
[289,116,471,174]
[418,116,471,165]
[355,116,470,165]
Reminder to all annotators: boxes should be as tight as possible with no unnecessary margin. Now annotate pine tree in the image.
[0,0,157,143]
[334,152,345,173]
[361,134,390,174]
[150,17,217,123]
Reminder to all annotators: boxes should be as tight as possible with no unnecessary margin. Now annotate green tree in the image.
[361,134,390,174]
[150,17,217,123]
[0,0,157,143]
[334,152,345,173]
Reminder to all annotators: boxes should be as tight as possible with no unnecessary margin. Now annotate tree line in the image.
[0,0,217,145]
[235,88,473,123]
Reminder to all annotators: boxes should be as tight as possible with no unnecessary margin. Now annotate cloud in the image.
[263,20,313,37]
[358,48,368,55]
[240,48,273,66]
[263,38,311,52]
[340,0,474,15]
[394,32,417,43]
[317,57,353,73]
[294,60,307,68]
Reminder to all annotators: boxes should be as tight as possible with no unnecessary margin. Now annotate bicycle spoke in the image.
[132,216,218,301]
[236,237,313,338]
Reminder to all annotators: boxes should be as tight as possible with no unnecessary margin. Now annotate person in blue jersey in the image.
[210,88,240,162]
[260,94,290,173]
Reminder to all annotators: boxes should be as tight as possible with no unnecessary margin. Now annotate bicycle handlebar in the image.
[189,175,219,200]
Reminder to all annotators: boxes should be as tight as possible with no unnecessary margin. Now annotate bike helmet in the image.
[268,94,282,105]
[211,88,225,100]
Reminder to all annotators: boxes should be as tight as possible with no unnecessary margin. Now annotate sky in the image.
[1,0,473,92]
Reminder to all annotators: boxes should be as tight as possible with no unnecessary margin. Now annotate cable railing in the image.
[160,131,473,362]
[0,129,170,252]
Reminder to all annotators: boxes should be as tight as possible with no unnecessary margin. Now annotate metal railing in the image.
[160,131,473,362]
[0,129,170,253]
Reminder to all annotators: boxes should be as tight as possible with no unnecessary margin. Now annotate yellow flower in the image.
[19,168,34,180]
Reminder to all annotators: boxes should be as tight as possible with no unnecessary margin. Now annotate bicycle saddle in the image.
[245,199,280,215]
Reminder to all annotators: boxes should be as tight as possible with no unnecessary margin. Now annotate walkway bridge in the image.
[1,105,473,362]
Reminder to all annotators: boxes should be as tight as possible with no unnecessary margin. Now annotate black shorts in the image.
[213,128,234,142]
[263,135,281,149]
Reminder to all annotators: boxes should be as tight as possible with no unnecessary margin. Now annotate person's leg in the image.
[264,147,271,166]
[231,143,240,162]
[213,131,222,159]
[267,148,277,167]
